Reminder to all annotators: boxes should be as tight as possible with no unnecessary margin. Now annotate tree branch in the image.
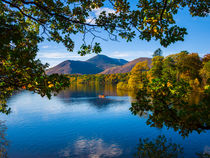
[160,0,168,21]
[19,0,105,27]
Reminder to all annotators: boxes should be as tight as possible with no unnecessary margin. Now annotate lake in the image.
[0,83,209,158]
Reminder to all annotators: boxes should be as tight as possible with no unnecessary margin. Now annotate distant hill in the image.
[46,60,103,75]
[46,54,128,75]
[100,57,152,74]
[46,55,151,75]
[86,54,128,70]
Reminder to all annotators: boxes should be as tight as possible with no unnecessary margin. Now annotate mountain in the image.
[46,55,151,75]
[86,54,128,70]
[100,57,152,74]
[46,60,103,75]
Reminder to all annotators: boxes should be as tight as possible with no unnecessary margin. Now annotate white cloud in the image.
[41,45,50,49]
[38,52,81,59]
[112,51,130,58]
[93,7,116,16]
[59,138,122,158]
[36,50,153,67]
[86,16,96,24]
[111,50,153,60]
[86,7,116,24]
[203,146,210,155]
[36,52,97,67]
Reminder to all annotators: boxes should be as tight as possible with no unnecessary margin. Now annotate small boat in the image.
[98,94,105,98]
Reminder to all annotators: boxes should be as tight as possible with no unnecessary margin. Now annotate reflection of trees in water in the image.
[58,83,102,98]
[56,83,129,110]
[134,135,183,158]
[0,121,8,158]
[197,151,210,158]
[104,84,118,96]
[57,96,126,110]
[58,83,137,99]
[134,135,210,158]
[87,98,126,110]
[58,83,118,99]
[56,83,127,110]
[130,90,210,137]
[116,88,136,98]
[87,98,115,109]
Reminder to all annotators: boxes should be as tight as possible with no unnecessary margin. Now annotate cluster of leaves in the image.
[0,13,70,114]
[117,60,150,90]
[131,60,149,80]
[150,51,207,86]
[1,0,210,51]
[200,54,210,88]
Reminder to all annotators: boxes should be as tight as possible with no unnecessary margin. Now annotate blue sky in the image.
[37,5,210,67]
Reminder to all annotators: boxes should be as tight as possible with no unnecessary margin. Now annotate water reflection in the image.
[0,120,8,158]
[58,83,136,99]
[58,83,119,98]
[57,83,130,110]
[134,135,183,158]
[134,135,210,158]
[199,146,210,157]
[1,83,210,157]
[130,90,210,137]
[59,138,122,158]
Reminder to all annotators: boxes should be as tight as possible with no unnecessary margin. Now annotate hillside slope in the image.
[86,54,128,70]
[46,60,103,75]
[100,57,152,74]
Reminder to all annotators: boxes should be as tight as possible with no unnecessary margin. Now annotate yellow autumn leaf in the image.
[167,82,172,87]
[48,84,54,88]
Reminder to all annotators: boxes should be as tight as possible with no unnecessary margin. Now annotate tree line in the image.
[68,51,210,93]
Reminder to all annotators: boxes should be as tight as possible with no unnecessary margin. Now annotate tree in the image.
[150,56,164,78]
[0,14,70,114]
[153,48,163,57]
[162,52,202,82]
[162,56,177,80]
[128,60,149,89]
[0,0,209,113]
[200,54,210,86]
[177,53,202,82]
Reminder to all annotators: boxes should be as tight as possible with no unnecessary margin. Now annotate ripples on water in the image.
[0,84,209,157]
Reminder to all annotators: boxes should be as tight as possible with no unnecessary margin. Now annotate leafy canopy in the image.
[1,0,209,51]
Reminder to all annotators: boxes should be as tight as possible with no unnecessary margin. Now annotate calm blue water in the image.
[0,85,209,158]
